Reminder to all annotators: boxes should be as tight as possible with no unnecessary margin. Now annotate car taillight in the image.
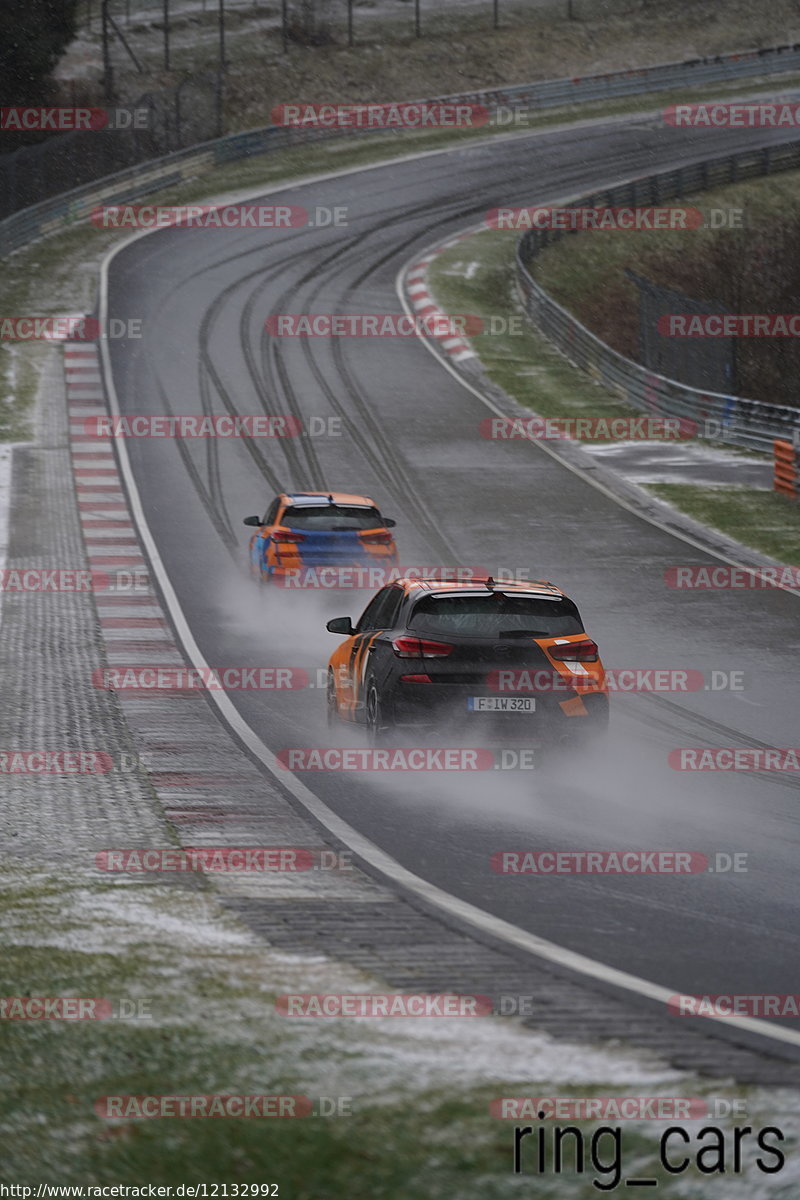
[273,527,305,543]
[358,530,394,545]
[392,636,453,659]
[549,639,599,662]
[399,673,433,683]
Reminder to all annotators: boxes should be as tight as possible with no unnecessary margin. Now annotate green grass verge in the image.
[529,168,800,397]
[646,484,800,561]
[427,228,637,438]
[531,167,800,297]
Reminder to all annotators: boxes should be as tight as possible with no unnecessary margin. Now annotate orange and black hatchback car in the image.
[325,576,608,746]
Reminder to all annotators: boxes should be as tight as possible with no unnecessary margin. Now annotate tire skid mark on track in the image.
[289,194,489,560]
[120,229,322,541]
[242,273,327,491]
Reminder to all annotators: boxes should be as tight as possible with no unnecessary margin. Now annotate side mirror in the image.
[383,518,396,528]
[243,515,261,527]
[326,616,354,635]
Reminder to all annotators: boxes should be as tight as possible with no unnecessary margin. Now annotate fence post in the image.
[163,0,170,71]
[101,0,113,103]
[175,81,182,149]
[215,71,224,139]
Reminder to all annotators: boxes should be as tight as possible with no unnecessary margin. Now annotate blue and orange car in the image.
[325,576,608,745]
[244,491,399,585]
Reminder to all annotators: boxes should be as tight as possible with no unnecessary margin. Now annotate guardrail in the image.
[441,42,800,113]
[774,439,799,497]
[515,142,800,453]
[4,40,800,257]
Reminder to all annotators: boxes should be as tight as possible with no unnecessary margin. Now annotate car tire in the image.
[249,553,266,586]
[365,680,394,747]
[326,670,339,728]
[582,696,610,740]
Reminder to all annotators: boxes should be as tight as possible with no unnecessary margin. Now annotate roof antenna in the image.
[485,576,495,589]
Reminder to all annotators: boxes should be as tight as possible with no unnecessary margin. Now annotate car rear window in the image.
[282,505,383,531]
[407,592,584,637]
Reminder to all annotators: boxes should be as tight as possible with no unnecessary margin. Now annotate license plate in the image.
[467,696,536,713]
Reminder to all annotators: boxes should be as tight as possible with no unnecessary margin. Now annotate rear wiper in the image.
[498,629,549,639]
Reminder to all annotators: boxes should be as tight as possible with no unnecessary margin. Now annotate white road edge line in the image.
[95,136,800,1053]
[0,444,13,632]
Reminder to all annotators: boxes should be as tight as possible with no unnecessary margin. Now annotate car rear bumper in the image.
[388,682,608,741]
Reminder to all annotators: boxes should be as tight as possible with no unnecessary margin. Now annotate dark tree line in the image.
[0,0,80,149]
